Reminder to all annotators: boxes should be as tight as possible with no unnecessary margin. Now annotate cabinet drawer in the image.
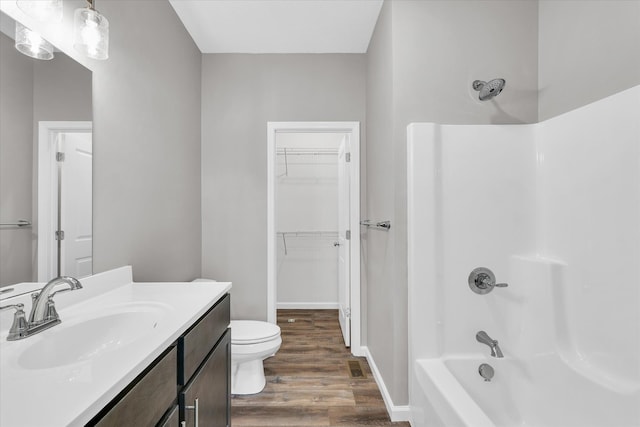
[180,294,230,384]
[93,347,177,427]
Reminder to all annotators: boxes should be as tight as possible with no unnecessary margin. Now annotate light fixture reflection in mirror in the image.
[16,0,63,23]
[14,21,54,60]
[73,0,108,60]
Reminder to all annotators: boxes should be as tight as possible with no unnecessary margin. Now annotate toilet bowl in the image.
[230,320,281,395]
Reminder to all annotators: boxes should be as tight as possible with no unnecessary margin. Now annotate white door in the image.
[337,135,351,346]
[60,132,93,278]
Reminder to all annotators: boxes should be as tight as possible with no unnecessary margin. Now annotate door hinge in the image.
[55,230,65,241]
[56,152,65,162]
[345,230,351,240]
[345,308,351,318]
[345,152,351,163]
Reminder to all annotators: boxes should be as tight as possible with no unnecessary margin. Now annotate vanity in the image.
[0,267,231,427]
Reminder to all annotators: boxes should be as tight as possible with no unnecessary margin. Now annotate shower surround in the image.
[407,86,640,426]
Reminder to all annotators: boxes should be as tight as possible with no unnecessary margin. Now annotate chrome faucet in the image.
[2,276,82,341]
[476,330,504,358]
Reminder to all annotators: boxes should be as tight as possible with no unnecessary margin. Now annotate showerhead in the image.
[472,78,506,101]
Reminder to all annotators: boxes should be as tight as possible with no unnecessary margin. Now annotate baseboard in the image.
[362,346,412,423]
[276,302,339,310]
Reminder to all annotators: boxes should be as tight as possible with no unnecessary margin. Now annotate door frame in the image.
[37,121,92,282]
[267,121,362,356]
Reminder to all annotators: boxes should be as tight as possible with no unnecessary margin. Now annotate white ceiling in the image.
[168,0,383,54]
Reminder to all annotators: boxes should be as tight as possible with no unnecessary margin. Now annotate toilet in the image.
[230,320,281,395]
[191,279,281,395]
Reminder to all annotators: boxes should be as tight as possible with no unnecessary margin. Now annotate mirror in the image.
[0,11,92,287]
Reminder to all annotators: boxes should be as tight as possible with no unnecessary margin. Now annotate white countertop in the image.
[0,267,231,427]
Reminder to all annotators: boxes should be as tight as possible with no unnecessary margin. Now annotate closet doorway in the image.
[267,122,361,356]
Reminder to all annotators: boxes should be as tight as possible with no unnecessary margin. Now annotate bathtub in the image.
[407,86,640,427]
[414,356,639,427]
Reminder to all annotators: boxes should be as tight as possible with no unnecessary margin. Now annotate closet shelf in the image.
[276,148,339,177]
[276,148,339,156]
[277,231,340,255]
[277,230,338,237]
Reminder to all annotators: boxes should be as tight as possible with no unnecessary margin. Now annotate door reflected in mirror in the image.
[0,11,92,287]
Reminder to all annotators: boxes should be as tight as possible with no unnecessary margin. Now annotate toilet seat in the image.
[231,320,280,345]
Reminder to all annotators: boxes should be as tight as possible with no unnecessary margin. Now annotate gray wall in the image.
[365,0,538,405]
[201,54,366,319]
[538,0,640,120]
[33,55,92,122]
[364,0,396,403]
[85,1,202,281]
[0,33,33,286]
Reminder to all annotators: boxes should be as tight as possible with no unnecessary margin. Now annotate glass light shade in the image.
[73,7,109,60]
[16,0,63,22]
[14,22,54,60]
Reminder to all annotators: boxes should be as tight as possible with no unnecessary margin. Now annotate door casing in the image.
[267,121,362,356]
[37,121,92,281]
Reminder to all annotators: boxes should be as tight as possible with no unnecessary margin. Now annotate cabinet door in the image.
[180,330,230,427]
[158,405,179,427]
[92,347,177,427]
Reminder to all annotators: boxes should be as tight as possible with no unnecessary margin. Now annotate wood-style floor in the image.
[231,309,411,427]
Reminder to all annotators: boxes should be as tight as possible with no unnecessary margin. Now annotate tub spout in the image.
[476,330,504,358]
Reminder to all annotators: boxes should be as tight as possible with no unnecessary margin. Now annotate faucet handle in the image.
[2,304,28,341]
[468,267,509,294]
[45,297,60,322]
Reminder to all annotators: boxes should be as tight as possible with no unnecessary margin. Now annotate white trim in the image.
[37,121,92,282]
[267,123,277,322]
[276,302,339,310]
[363,346,412,423]
[267,121,362,356]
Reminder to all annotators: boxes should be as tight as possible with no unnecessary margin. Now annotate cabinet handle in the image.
[185,397,199,427]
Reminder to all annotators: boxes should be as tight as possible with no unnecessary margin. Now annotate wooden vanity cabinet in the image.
[87,294,231,427]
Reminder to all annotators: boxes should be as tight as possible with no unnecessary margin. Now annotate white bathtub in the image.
[407,86,640,427]
[414,356,640,427]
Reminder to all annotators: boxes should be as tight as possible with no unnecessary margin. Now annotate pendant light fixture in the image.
[14,21,54,60]
[73,0,109,60]
[16,0,63,22]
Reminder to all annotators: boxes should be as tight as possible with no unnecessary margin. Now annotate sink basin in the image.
[18,304,169,370]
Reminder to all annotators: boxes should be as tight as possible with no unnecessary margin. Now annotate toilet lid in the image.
[230,320,281,344]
